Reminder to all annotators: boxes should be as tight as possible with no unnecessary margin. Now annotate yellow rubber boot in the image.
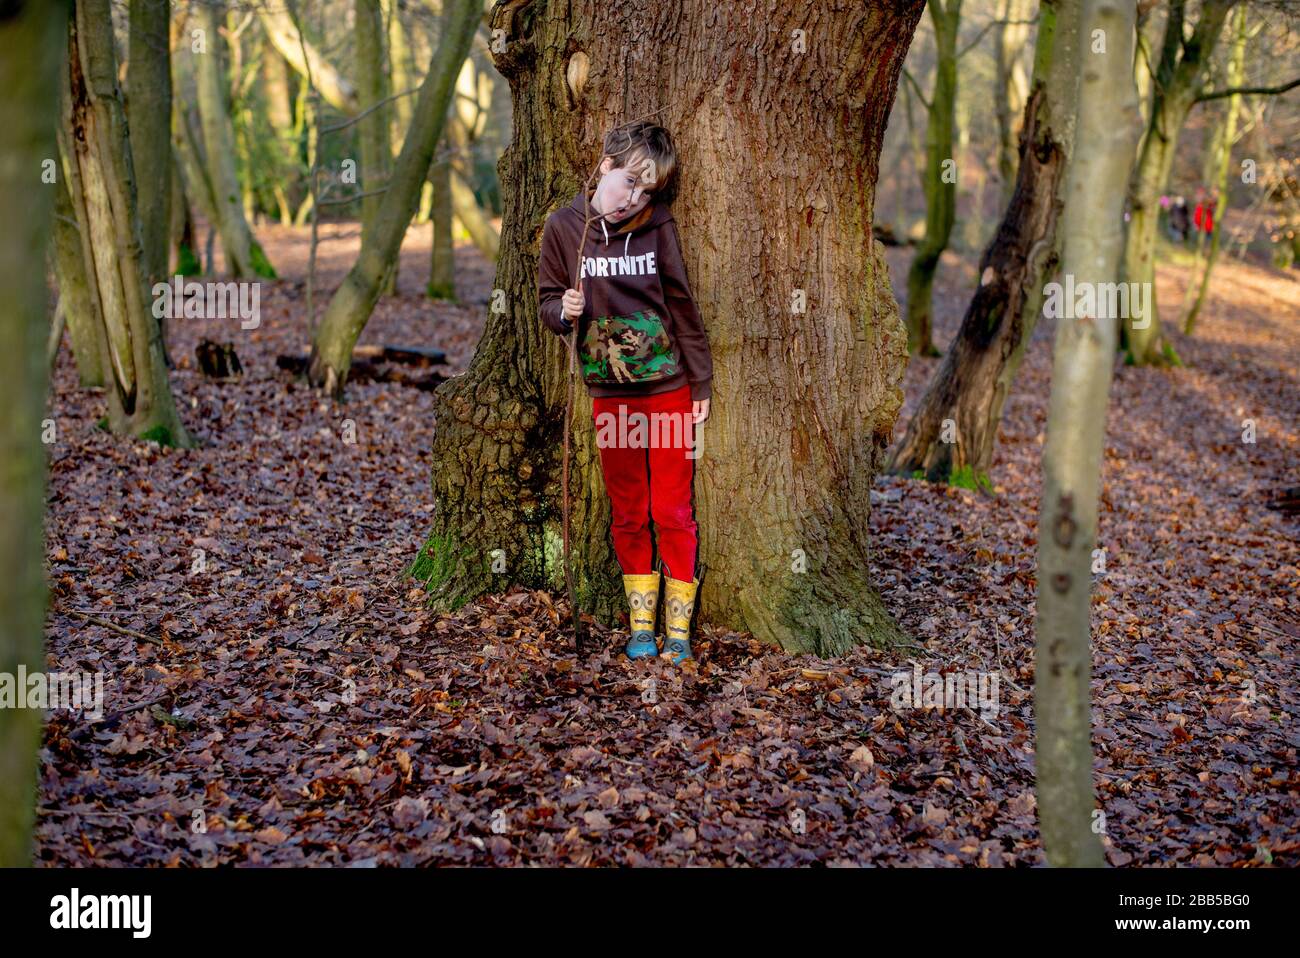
[660,575,699,665]
[622,572,661,659]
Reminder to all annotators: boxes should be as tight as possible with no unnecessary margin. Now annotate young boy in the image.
[537,121,713,665]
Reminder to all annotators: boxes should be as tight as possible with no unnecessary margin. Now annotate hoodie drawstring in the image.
[597,215,632,256]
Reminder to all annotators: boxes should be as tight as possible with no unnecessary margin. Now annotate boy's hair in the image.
[601,121,678,206]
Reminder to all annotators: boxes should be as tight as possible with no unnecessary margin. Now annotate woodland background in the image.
[0,0,1294,867]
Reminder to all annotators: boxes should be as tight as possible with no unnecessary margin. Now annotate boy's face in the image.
[594,150,655,222]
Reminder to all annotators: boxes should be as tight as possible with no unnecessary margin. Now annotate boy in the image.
[537,121,713,665]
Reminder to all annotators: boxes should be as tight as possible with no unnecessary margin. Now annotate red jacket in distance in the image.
[538,189,713,401]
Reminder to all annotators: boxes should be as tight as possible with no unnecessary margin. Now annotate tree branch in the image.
[901,67,931,112]
[1196,76,1300,102]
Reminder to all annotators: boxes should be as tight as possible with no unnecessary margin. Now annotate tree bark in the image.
[1035,0,1140,869]
[888,0,1078,485]
[1121,0,1237,365]
[61,0,191,445]
[0,0,67,868]
[307,0,480,395]
[417,0,921,653]
[192,0,275,278]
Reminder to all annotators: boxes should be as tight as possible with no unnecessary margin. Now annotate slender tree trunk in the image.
[192,1,275,278]
[1121,0,1236,365]
[51,172,104,386]
[905,0,961,357]
[356,0,396,294]
[258,5,360,116]
[61,0,191,445]
[0,0,68,867]
[447,107,500,261]
[170,150,201,275]
[384,0,415,142]
[418,0,921,652]
[307,0,480,395]
[429,133,456,298]
[888,0,1078,484]
[1184,5,1247,335]
[994,0,1033,205]
[126,0,171,292]
[1035,0,1139,869]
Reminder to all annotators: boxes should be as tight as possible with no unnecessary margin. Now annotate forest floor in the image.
[34,223,1298,866]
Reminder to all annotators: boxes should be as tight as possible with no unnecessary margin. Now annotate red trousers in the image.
[591,384,698,581]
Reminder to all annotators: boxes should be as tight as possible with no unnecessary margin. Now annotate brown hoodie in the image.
[538,189,713,401]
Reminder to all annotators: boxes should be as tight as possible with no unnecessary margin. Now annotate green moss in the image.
[250,241,278,280]
[94,417,109,432]
[410,532,456,587]
[426,281,457,300]
[949,464,994,494]
[138,424,175,447]
[176,243,202,277]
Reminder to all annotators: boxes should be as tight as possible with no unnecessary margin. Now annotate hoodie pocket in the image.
[579,309,680,385]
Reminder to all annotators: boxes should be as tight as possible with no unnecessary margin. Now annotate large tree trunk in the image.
[0,0,67,868]
[307,0,480,395]
[888,0,1079,485]
[1121,0,1236,366]
[417,0,921,653]
[1035,0,1139,868]
[61,0,191,445]
[904,0,960,357]
[192,1,275,278]
[51,171,104,386]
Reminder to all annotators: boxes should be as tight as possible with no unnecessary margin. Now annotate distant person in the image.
[1168,195,1190,243]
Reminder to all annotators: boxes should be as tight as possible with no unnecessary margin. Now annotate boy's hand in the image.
[561,287,585,322]
[692,399,710,424]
